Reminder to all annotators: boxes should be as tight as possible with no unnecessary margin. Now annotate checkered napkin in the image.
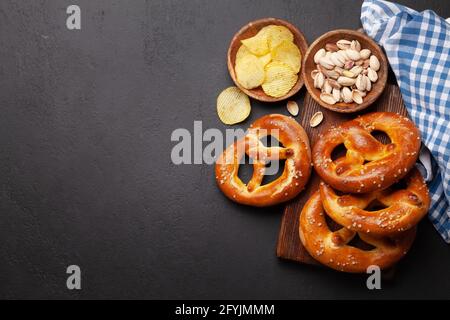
[361,0,450,243]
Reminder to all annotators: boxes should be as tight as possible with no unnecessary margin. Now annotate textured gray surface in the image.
[0,0,449,299]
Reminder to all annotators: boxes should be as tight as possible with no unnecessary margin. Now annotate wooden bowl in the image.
[302,29,388,113]
[227,18,308,102]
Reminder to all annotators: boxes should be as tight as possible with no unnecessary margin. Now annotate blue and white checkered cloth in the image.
[361,0,450,243]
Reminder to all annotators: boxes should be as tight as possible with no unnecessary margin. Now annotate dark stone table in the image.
[0,0,449,299]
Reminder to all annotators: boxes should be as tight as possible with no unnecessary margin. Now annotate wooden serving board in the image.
[276,80,408,268]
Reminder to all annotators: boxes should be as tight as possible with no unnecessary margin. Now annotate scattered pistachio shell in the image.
[286,101,299,116]
[310,111,324,127]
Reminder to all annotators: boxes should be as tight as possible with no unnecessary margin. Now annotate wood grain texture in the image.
[276,82,408,267]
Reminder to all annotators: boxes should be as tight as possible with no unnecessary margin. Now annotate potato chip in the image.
[235,44,253,63]
[236,44,270,74]
[241,33,269,56]
[271,40,302,73]
[235,54,265,89]
[217,87,251,125]
[237,44,271,67]
[259,25,294,50]
[258,52,272,67]
[262,61,298,98]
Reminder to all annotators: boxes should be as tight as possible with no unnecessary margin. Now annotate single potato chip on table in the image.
[217,87,251,125]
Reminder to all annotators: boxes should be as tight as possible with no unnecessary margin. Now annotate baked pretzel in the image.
[299,191,416,273]
[320,167,430,236]
[313,112,421,193]
[215,114,311,207]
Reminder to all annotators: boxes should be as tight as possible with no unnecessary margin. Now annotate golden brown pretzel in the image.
[299,191,416,273]
[320,167,430,236]
[215,114,311,207]
[312,112,421,193]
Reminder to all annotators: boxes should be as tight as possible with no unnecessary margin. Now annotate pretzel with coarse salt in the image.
[312,112,421,193]
[215,114,311,207]
[299,191,416,273]
[320,167,430,237]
